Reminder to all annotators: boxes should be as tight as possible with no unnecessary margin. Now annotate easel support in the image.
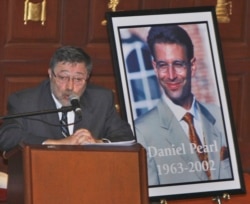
[158,193,231,204]
[212,193,231,204]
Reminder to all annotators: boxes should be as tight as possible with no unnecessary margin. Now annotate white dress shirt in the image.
[162,94,205,145]
[51,94,75,135]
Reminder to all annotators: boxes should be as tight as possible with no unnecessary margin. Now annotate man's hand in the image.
[42,129,103,145]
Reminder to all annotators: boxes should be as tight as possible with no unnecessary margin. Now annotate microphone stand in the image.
[0,106,74,120]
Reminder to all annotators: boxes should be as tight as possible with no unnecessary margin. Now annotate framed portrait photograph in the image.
[106,6,245,201]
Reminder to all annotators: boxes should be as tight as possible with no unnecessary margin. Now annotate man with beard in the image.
[0,46,134,151]
[135,25,232,185]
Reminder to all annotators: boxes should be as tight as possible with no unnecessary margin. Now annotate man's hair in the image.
[49,46,92,73]
[147,25,194,61]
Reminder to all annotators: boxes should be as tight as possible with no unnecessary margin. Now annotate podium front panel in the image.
[8,143,149,204]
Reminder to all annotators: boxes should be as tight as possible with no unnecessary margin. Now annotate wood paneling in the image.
[0,0,250,192]
[219,1,250,59]
[3,0,61,60]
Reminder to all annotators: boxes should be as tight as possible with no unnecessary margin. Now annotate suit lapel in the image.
[73,108,93,131]
[73,93,94,132]
[39,83,62,138]
[157,100,198,160]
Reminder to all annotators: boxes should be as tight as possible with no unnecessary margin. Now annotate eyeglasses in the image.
[155,60,189,74]
[52,71,88,85]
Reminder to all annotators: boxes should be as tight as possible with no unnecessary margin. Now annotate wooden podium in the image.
[6,143,149,204]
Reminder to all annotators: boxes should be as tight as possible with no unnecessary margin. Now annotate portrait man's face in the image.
[152,42,196,108]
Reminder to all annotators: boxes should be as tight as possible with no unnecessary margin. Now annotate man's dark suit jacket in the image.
[0,79,134,151]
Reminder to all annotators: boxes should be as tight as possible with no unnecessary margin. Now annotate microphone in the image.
[70,95,82,119]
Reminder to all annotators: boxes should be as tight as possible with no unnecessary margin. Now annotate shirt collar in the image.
[51,93,63,109]
[162,93,198,121]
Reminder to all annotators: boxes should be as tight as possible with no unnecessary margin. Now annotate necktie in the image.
[61,111,70,137]
[183,112,211,179]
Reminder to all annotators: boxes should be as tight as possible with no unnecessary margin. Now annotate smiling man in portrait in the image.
[135,25,232,186]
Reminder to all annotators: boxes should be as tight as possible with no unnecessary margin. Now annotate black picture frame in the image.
[106,6,245,201]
